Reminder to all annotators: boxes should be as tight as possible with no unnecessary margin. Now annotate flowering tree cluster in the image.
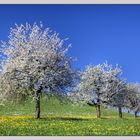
[0,22,140,119]
[125,83,140,118]
[0,22,77,118]
[70,62,128,118]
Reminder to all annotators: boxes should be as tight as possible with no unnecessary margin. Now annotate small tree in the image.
[72,62,125,118]
[0,22,77,119]
[104,77,126,118]
[125,83,140,118]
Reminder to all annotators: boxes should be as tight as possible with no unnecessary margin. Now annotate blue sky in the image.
[0,5,140,83]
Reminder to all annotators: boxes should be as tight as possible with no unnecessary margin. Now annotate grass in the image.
[0,96,140,136]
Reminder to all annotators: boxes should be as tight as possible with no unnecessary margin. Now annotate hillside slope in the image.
[0,96,139,136]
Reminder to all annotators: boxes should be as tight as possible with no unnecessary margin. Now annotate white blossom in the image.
[125,83,140,113]
[0,22,77,101]
[73,62,125,105]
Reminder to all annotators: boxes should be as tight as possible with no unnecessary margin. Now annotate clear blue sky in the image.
[0,4,140,83]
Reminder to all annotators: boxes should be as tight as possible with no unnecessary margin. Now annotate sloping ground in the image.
[0,96,139,136]
[0,96,134,118]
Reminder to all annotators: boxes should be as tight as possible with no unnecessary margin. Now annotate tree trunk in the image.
[96,98,101,118]
[35,91,40,119]
[35,85,43,119]
[118,107,122,118]
[134,111,138,118]
[96,104,101,118]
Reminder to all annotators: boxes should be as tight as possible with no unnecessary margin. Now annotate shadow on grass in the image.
[6,115,139,121]
[38,116,115,121]
[39,116,140,121]
[39,117,90,121]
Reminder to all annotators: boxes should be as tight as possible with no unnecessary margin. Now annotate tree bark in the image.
[118,107,122,118]
[134,111,138,118]
[35,91,40,119]
[96,104,101,118]
[96,98,101,118]
[35,85,43,119]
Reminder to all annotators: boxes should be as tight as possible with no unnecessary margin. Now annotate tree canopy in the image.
[0,22,77,118]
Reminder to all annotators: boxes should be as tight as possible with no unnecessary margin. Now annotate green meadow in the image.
[0,96,140,136]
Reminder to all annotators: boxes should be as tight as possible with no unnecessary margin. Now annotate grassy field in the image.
[0,96,140,136]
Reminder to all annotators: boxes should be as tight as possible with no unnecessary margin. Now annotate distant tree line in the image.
[70,63,140,118]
